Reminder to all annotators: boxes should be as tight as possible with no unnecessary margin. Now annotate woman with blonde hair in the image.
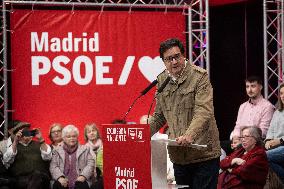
[265,83,284,183]
[84,123,102,153]
[84,123,103,189]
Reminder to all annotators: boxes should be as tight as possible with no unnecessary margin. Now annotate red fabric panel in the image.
[10,10,185,143]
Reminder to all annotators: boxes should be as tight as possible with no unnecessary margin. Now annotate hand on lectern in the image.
[176,134,193,146]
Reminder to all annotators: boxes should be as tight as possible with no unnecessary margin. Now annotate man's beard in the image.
[248,93,258,100]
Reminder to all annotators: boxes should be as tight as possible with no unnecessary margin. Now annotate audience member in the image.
[0,151,11,189]
[0,120,21,157]
[3,121,52,189]
[231,135,242,151]
[84,123,103,189]
[219,135,241,174]
[218,126,268,189]
[50,124,95,189]
[265,83,284,183]
[49,123,63,150]
[0,120,21,189]
[232,76,275,138]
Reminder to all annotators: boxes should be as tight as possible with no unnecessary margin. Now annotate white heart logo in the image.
[138,56,166,82]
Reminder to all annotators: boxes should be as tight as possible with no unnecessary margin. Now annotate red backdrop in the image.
[10,9,186,142]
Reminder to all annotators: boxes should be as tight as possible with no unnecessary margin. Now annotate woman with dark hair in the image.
[265,83,284,183]
[49,123,63,150]
[218,126,268,189]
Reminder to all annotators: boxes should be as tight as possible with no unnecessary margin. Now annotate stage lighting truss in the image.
[0,0,208,138]
[263,0,284,105]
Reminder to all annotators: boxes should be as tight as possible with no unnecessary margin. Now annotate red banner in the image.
[10,9,185,142]
[102,124,151,189]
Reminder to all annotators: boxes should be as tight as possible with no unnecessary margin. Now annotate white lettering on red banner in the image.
[115,166,138,189]
[106,127,145,142]
[31,32,99,52]
[30,32,166,86]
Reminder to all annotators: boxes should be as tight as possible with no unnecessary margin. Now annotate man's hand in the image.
[58,177,68,187]
[35,129,43,141]
[176,134,193,146]
[11,129,23,153]
[265,139,280,150]
[231,158,245,166]
[14,130,23,143]
[76,175,86,182]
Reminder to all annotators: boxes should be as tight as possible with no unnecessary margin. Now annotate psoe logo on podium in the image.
[127,128,145,142]
[106,127,145,142]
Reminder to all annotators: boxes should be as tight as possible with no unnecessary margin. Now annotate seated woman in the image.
[265,83,284,183]
[231,135,242,151]
[49,123,63,150]
[218,126,269,189]
[50,125,95,189]
[84,123,103,189]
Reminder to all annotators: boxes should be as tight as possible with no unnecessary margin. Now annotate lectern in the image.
[103,123,171,189]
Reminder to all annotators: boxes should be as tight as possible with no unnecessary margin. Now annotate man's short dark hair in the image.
[245,76,263,85]
[159,38,185,59]
[111,119,127,124]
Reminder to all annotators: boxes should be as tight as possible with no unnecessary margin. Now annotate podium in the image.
[102,124,169,189]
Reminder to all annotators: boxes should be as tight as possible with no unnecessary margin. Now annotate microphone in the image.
[123,79,158,121]
[157,76,171,93]
[140,80,158,96]
[122,73,169,121]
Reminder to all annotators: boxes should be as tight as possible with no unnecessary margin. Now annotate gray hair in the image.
[62,124,79,138]
[241,126,263,146]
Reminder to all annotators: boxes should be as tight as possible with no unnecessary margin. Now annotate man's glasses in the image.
[163,53,182,63]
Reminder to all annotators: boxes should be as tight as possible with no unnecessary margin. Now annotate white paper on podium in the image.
[151,133,207,148]
[166,139,208,148]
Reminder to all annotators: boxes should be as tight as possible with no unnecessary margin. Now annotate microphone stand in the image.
[146,94,156,125]
[122,94,142,122]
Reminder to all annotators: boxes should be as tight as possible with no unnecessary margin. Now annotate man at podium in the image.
[149,38,221,189]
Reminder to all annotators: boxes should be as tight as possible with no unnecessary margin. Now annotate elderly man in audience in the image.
[50,124,95,189]
[3,121,52,189]
[218,126,268,189]
[265,83,284,183]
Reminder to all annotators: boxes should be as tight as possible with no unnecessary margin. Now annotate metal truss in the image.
[1,0,209,138]
[0,2,5,139]
[187,0,209,71]
[263,0,284,104]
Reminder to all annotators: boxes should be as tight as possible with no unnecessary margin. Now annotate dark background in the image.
[210,0,265,140]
